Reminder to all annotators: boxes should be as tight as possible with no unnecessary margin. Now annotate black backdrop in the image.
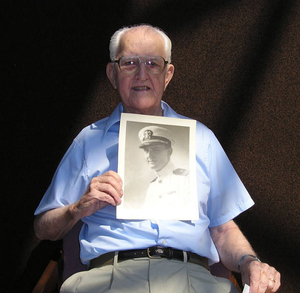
[2,1,299,292]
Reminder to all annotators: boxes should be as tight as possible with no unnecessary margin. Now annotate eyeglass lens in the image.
[118,56,167,75]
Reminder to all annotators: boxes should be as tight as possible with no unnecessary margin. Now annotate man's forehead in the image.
[117,28,165,57]
[144,144,166,151]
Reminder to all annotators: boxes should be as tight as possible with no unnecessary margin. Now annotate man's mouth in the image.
[132,86,150,91]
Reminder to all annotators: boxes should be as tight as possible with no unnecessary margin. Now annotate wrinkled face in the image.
[107,28,174,116]
[143,144,172,172]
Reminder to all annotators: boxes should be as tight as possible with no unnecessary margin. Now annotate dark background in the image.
[2,0,299,292]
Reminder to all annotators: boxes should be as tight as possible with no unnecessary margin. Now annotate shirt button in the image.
[162,240,167,245]
[158,180,162,183]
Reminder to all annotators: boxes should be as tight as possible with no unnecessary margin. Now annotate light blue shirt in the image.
[35,101,254,265]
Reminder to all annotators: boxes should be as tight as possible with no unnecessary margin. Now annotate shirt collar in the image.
[104,103,124,135]
[103,101,176,135]
[162,100,172,117]
[155,160,176,180]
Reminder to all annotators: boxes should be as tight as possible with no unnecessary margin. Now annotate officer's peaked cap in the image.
[138,126,174,148]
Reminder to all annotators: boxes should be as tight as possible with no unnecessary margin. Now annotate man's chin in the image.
[131,92,155,102]
[148,162,159,170]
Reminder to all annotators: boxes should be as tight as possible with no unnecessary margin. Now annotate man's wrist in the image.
[238,254,261,272]
[68,202,82,222]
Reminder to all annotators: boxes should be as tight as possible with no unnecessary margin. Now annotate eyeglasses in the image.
[113,56,169,75]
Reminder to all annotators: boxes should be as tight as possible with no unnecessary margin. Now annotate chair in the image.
[32,221,87,293]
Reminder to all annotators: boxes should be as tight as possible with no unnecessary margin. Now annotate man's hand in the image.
[210,221,281,293]
[34,171,123,241]
[70,171,123,220]
[240,258,281,293]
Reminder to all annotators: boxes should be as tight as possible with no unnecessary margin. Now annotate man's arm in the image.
[34,171,123,241]
[210,220,281,292]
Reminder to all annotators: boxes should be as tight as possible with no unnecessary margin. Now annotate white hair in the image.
[109,24,172,63]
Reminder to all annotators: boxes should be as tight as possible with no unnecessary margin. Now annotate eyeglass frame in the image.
[112,55,169,75]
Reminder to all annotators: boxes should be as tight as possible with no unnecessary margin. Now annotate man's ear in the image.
[106,63,117,89]
[164,64,175,90]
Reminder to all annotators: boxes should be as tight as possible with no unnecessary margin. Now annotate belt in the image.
[90,246,209,271]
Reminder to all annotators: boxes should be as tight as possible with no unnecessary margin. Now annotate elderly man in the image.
[34,24,280,292]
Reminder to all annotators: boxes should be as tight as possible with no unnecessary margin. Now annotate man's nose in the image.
[135,62,148,80]
[147,149,154,159]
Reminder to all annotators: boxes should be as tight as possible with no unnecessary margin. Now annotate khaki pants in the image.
[60,258,239,293]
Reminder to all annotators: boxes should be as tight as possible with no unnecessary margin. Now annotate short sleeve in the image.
[206,132,254,227]
[34,139,89,215]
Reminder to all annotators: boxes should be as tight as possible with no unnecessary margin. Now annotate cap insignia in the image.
[143,130,153,141]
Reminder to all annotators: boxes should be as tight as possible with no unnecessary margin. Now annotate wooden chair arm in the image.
[32,258,60,293]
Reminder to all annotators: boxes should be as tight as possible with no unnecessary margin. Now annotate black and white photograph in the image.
[117,113,198,220]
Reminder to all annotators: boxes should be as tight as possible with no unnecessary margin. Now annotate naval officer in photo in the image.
[138,125,191,211]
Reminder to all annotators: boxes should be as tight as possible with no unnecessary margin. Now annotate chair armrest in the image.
[32,258,60,293]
